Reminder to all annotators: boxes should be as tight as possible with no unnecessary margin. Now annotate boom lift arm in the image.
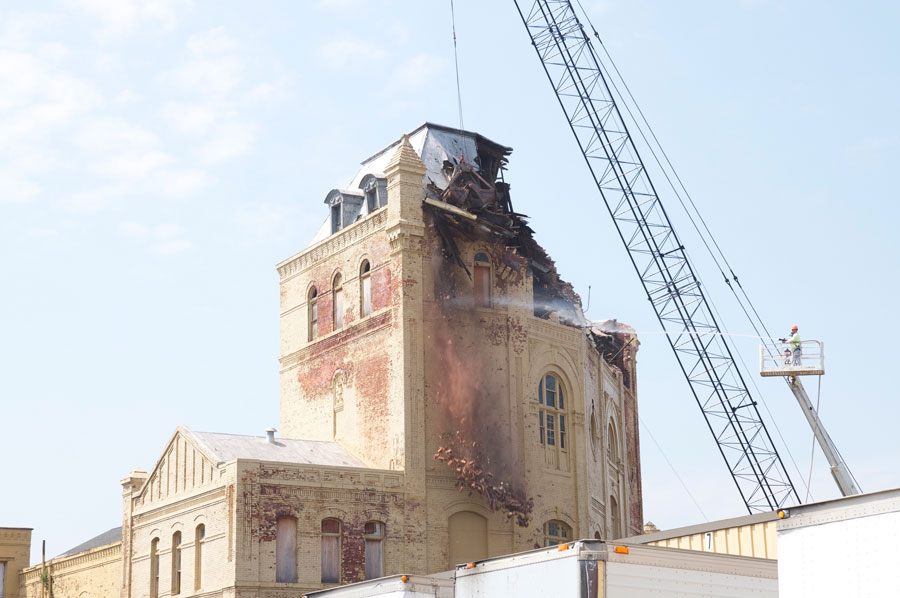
[513,0,800,512]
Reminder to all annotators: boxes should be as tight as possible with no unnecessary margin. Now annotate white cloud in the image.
[161,101,224,133]
[65,0,186,37]
[198,123,257,164]
[313,0,374,14]
[119,221,193,256]
[386,53,448,92]
[318,39,388,69]
[154,168,210,197]
[0,168,41,203]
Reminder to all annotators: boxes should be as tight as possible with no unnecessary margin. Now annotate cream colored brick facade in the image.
[1,527,31,598]
[18,125,643,598]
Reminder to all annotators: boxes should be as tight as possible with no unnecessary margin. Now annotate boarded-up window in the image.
[308,287,318,341]
[321,518,341,583]
[171,531,182,594]
[150,538,159,598]
[448,511,487,569]
[276,517,297,583]
[360,261,371,317]
[194,524,205,590]
[364,521,384,580]
[333,273,344,330]
[474,253,490,308]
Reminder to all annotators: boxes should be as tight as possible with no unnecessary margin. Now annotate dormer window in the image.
[331,204,341,234]
[364,178,377,213]
[358,175,387,214]
[325,189,364,235]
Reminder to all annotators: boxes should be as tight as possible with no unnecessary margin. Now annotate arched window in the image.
[364,521,384,580]
[276,516,297,583]
[590,400,599,460]
[542,520,572,547]
[474,252,491,308]
[308,287,318,341]
[360,261,371,317]
[608,421,618,461]
[609,495,621,539]
[149,538,159,598]
[538,374,568,469]
[194,524,204,590]
[321,519,341,583]
[333,273,344,330]
[171,531,182,595]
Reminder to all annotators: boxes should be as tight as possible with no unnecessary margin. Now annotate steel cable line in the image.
[571,0,811,497]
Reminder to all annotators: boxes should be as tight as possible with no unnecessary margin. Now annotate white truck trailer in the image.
[305,540,777,598]
[776,487,900,597]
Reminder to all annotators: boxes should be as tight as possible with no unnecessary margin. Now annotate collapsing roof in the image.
[309,123,511,246]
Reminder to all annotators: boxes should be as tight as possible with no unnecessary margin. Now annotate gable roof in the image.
[187,429,369,468]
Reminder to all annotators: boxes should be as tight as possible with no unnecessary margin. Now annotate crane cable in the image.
[571,0,812,498]
[450,0,465,130]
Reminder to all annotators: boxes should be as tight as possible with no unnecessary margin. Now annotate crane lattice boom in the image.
[514,0,800,512]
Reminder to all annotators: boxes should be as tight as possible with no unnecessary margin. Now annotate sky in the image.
[2,0,898,564]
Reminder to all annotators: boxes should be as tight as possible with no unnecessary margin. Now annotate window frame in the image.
[332,273,344,331]
[542,519,572,547]
[150,538,160,598]
[194,524,205,591]
[363,520,385,580]
[308,286,318,341]
[276,516,298,583]
[321,518,342,584]
[171,531,182,595]
[360,260,371,317]
[538,373,569,468]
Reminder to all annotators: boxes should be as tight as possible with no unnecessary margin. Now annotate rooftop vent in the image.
[265,428,277,444]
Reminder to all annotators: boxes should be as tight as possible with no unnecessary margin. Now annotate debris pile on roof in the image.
[423,154,584,327]
[434,431,533,527]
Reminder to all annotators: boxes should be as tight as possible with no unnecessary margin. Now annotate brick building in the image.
[19,124,642,598]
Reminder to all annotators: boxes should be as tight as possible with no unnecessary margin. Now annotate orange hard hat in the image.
[791,325,798,331]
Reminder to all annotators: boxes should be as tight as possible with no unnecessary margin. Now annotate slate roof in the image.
[186,429,368,468]
[58,526,121,557]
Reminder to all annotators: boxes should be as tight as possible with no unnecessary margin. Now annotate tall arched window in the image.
[538,373,568,469]
[321,519,341,583]
[150,538,159,598]
[608,421,618,461]
[171,531,182,595]
[332,273,344,330]
[308,286,318,341]
[542,520,572,546]
[194,524,205,591]
[276,516,297,583]
[609,495,621,539]
[474,252,491,308]
[360,261,371,317]
[364,521,384,580]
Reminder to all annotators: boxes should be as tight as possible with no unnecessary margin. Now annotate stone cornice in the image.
[21,542,121,580]
[276,209,387,281]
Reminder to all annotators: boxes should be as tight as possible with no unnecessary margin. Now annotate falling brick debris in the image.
[433,431,533,527]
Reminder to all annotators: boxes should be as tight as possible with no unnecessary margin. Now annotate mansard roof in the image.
[187,429,368,468]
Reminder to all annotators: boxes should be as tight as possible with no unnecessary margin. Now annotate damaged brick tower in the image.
[277,123,642,576]
[18,124,642,598]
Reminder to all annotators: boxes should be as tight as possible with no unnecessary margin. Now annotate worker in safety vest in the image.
[779,325,801,366]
